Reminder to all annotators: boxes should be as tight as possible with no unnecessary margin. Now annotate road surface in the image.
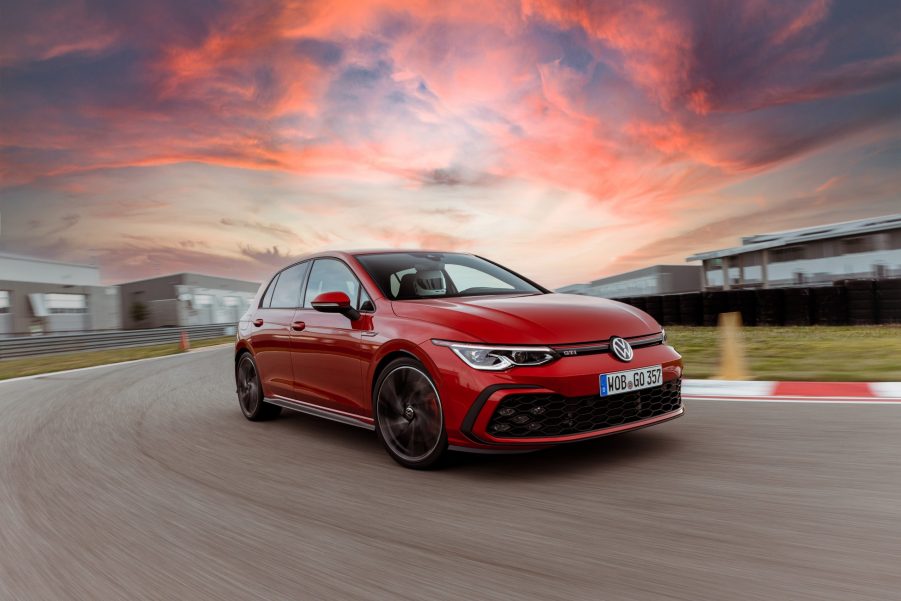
[1,348,899,600]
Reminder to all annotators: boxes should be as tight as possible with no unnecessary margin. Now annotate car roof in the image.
[350,249,471,257]
[291,249,472,261]
[262,249,473,280]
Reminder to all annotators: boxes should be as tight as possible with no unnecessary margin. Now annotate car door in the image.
[250,261,310,400]
[290,258,369,416]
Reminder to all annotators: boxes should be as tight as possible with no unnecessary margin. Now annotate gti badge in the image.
[610,337,633,362]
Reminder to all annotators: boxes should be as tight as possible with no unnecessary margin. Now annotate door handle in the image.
[252,318,264,327]
[291,321,306,331]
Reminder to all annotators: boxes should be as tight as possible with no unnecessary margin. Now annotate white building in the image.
[687,214,901,290]
[557,265,702,298]
[0,253,121,335]
[118,273,260,329]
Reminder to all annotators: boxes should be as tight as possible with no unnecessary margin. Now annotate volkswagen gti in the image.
[235,250,683,469]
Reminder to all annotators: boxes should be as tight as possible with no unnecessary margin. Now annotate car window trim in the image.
[358,285,374,312]
[259,273,280,309]
[301,257,376,313]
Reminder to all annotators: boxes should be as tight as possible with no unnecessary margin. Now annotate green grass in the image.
[668,326,901,381]
[0,336,235,380]
[4,328,899,382]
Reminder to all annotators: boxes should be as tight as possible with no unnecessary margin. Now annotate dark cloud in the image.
[220,217,300,240]
[238,244,297,268]
[412,167,499,187]
[421,168,463,186]
[47,214,80,235]
[294,38,344,66]
[722,95,901,171]
[178,239,210,249]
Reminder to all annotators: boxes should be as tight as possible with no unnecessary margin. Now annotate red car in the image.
[235,250,683,469]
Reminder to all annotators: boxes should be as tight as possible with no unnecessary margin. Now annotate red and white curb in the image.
[684,380,901,403]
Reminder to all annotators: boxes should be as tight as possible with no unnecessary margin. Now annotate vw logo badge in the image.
[610,337,633,362]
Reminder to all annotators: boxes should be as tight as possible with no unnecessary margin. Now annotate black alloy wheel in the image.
[236,353,281,421]
[374,358,448,469]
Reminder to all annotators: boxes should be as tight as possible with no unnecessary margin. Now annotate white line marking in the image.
[683,380,776,397]
[0,344,232,385]
[871,382,901,398]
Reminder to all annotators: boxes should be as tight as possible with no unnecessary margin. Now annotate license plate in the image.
[600,365,663,396]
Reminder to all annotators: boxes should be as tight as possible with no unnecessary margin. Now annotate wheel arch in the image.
[235,344,252,367]
[368,342,441,412]
[370,349,419,395]
[234,343,255,385]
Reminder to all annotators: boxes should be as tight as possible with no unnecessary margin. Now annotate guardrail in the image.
[0,324,236,360]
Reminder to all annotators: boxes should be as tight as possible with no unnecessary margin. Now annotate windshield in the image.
[355,252,545,300]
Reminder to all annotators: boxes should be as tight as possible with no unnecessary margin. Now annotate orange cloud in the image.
[2,0,899,286]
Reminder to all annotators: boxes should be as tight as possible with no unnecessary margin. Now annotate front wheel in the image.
[236,353,281,421]
[374,358,448,469]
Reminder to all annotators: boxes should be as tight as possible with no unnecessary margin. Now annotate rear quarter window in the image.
[260,274,279,308]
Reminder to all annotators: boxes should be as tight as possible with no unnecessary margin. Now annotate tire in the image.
[236,353,281,421]
[373,358,448,470]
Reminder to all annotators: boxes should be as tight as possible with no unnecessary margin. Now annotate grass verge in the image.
[668,325,901,381]
[3,327,899,383]
[0,336,235,381]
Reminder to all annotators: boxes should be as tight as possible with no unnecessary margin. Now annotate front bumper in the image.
[424,340,684,450]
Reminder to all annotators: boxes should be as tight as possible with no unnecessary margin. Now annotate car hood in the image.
[391,293,659,345]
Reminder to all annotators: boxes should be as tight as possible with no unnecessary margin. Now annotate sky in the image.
[1,0,899,288]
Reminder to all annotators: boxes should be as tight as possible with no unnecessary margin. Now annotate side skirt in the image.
[448,445,540,455]
[264,396,375,431]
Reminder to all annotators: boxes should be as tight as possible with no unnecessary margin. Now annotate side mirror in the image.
[311,291,360,321]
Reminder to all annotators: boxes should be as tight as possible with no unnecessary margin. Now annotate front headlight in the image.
[432,340,558,371]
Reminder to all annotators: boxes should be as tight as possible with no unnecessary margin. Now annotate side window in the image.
[260,274,279,308]
[358,287,374,312]
[270,262,310,309]
[304,259,361,309]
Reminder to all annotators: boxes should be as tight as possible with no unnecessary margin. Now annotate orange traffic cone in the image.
[179,330,190,351]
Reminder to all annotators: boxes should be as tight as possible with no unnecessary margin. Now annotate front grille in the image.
[487,379,681,438]
[551,332,664,357]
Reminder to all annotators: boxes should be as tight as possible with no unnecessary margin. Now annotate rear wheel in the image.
[374,358,448,469]
[236,353,281,421]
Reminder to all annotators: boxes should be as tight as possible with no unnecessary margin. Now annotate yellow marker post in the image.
[716,311,749,380]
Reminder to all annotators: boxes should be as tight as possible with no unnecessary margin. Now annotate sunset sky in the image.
[1,0,899,287]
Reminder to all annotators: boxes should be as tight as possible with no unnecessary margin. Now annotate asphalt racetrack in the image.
[1,347,899,600]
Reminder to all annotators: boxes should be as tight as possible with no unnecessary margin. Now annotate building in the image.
[556,265,703,298]
[687,214,901,290]
[118,273,260,329]
[0,253,121,336]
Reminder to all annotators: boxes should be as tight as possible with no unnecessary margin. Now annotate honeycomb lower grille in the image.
[487,379,681,438]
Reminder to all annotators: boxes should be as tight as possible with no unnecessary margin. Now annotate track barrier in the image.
[0,324,234,359]
[616,277,901,326]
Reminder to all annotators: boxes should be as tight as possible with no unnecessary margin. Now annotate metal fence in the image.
[0,324,236,360]
[615,278,901,326]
